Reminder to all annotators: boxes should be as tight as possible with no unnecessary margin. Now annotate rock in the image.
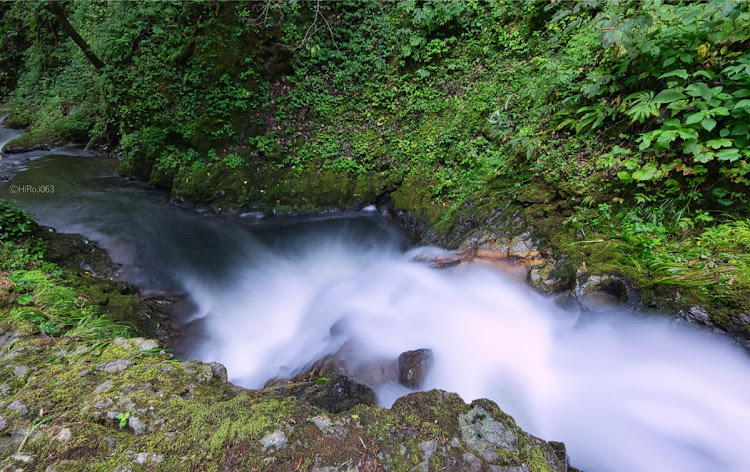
[528,263,571,295]
[398,349,434,389]
[12,452,34,463]
[281,375,376,414]
[134,338,159,350]
[548,441,571,469]
[459,406,518,462]
[94,380,114,394]
[0,413,7,432]
[126,451,150,465]
[6,400,28,416]
[308,415,332,432]
[260,430,287,450]
[208,362,228,383]
[685,305,711,325]
[55,428,72,443]
[575,271,640,313]
[128,416,146,435]
[289,342,398,388]
[12,366,28,377]
[95,360,132,373]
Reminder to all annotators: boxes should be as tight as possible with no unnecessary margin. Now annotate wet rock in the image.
[41,230,119,279]
[282,375,376,414]
[575,271,640,313]
[289,342,398,388]
[684,305,711,325]
[398,349,434,389]
[528,263,571,295]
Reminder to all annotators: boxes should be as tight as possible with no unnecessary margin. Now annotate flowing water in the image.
[2,144,750,472]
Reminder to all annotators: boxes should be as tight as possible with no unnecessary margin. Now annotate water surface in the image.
[2,149,750,472]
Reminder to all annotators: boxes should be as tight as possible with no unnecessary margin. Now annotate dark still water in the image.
[0,150,412,293]
[3,148,750,472]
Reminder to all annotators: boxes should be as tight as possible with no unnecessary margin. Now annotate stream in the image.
[2,137,750,471]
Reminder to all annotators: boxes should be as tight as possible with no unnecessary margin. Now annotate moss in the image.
[528,446,554,472]
[2,127,63,153]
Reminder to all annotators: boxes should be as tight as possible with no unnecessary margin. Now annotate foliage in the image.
[3,0,750,303]
[555,0,750,207]
[0,199,36,241]
[1,201,130,341]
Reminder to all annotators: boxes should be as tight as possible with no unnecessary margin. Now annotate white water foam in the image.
[184,239,750,472]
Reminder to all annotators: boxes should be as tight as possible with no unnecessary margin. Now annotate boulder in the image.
[280,375,376,414]
[398,348,434,389]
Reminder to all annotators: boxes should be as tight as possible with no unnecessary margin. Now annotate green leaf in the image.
[701,117,717,131]
[685,82,712,101]
[716,148,741,162]
[711,107,730,116]
[680,53,693,63]
[735,99,750,110]
[617,170,632,181]
[656,129,680,147]
[693,70,714,80]
[653,89,686,103]
[685,112,704,125]
[663,56,677,67]
[632,164,661,181]
[623,157,640,171]
[694,151,715,163]
[678,128,699,140]
[720,128,730,138]
[733,89,750,98]
[705,138,732,149]
[659,69,688,80]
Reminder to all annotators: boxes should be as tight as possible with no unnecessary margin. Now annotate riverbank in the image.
[3,0,750,344]
[0,202,573,471]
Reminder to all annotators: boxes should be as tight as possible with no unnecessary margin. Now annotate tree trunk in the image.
[48,0,105,71]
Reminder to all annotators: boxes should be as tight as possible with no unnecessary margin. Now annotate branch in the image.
[48,0,105,71]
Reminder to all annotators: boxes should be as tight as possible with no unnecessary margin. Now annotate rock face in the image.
[398,348,434,389]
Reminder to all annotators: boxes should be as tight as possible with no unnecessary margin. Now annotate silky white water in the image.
[4,137,749,471]
[184,236,750,472]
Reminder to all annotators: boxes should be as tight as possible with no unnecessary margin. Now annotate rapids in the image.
[2,147,750,472]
